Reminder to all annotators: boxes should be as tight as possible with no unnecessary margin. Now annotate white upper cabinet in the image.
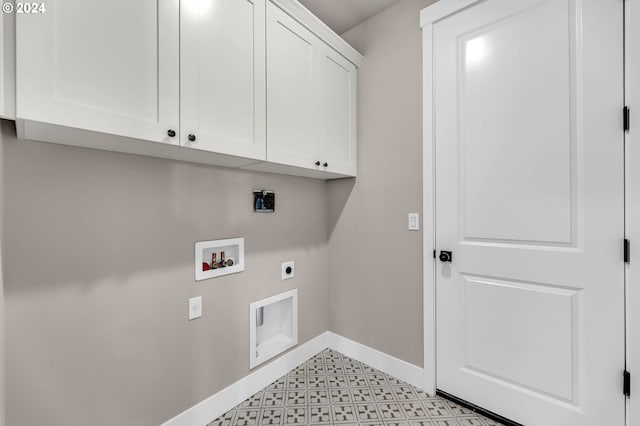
[266,2,317,169]
[265,1,357,177]
[16,0,180,144]
[316,45,357,176]
[180,0,266,160]
[0,12,15,120]
[13,0,362,179]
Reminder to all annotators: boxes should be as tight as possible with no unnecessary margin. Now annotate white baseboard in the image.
[326,332,425,390]
[160,331,425,426]
[160,332,331,426]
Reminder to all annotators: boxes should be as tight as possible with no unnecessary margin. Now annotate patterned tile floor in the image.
[208,349,503,426]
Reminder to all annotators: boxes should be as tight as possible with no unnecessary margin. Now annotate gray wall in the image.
[2,0,433,423]
[1,121,329,426]
[328,0,435,368]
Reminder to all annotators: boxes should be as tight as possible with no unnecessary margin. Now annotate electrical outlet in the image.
[282,261,295,280]
[189,296,202,320]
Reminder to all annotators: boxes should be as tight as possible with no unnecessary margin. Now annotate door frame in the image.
[420,0,484,396]
[420,0,633,416]
[626,1,637,425]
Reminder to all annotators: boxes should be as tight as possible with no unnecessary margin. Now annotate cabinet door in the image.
[16,0,179,144]
[266,1,318,169]
[0,12,15,120]
[180,0,266,160]
[316,45,357,176]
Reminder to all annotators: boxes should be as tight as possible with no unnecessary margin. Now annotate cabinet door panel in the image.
[16,0,179,143]
[266,2,317,169]
[317,46,356,176]
[181,0,266,159]
[0,12,15,120]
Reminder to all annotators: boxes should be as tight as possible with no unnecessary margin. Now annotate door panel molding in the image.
[460,273,580,404]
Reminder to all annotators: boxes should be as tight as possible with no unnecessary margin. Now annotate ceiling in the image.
[298,0,404,34]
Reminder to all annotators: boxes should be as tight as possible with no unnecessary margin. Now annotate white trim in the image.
[326,332,425,390]
[626,1,637,425]
[160,331,426,426]
[419,0,483,28]
[268,0,363,67]
[421,23,437,396]
[160,332,332,426]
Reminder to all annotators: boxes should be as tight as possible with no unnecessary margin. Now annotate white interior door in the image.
[180,0,266,159]
[433,0,624,425]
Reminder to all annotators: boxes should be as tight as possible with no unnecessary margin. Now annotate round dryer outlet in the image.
[281,261,295,280]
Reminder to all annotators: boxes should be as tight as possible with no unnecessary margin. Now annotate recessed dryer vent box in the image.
[195,238,244,281]
[249,289,298,369]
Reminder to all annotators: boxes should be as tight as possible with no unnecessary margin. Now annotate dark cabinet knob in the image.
[315,161,321,166]
[188,134,196,142]
[439,251,452,263]
[167,129,176,138]
[323,162,328,168]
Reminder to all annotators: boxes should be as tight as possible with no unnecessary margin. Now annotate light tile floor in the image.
[208,349,503,426]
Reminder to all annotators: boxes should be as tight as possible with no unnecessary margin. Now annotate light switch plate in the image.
[408,213,420,231]
[189,296,202,320]
[282,261,295,280]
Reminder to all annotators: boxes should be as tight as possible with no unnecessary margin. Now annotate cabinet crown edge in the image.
[270,0,363,67]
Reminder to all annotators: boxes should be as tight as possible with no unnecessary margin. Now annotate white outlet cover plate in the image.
[189,296,202,320]
[282,261,295,280]
[408,213,420,231]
